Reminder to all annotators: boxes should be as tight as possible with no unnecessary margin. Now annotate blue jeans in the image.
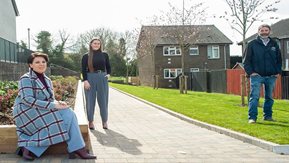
[248,75,277,120]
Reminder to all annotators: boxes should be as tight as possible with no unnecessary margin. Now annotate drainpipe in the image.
[224,45,227,69]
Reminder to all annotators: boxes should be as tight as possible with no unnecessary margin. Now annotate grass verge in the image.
[110,83,289,145]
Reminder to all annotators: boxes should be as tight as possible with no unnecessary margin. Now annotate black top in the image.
[81,50,111,81]
[34,71,48,88]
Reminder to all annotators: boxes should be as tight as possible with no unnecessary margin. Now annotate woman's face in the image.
[91,40,101,50]
[29,56,47,74]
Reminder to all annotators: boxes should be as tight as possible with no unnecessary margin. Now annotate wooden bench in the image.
[0,80,90,154]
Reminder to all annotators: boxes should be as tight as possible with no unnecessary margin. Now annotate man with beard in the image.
[243,24,282,124]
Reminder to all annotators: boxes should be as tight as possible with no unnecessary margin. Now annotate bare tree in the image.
[222,0,280,55]
[150,1,206,93]
[55,29,71,54]
[119,30,139,83]
[77,28,115,51]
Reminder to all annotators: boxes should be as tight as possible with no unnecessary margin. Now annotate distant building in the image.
[0,0,19,43]
[137,25,233,88]
[0,0,33,64]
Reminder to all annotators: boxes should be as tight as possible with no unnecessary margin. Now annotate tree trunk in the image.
[184,75,188,94]
[156,75,159,89]
[126,65,129,84]
[241,74,245,106]
[153,75,156,89]
[179,75,184,94]
[246,76,250,103]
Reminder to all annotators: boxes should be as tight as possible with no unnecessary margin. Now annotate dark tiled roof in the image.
[139,25,233,46]
[11,0,19,16]
[240,18,289,44]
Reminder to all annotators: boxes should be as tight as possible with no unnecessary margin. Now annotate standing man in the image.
[243,24,282,124]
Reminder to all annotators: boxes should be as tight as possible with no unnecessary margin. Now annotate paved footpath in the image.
[1,87,289,163]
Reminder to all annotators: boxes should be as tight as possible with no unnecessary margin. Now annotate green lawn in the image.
[110,83,289,145]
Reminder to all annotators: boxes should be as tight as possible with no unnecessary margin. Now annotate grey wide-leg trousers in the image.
[85,72,109,123]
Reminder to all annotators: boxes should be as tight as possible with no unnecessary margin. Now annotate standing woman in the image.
[81,38,111,130]
[13,52,96,160]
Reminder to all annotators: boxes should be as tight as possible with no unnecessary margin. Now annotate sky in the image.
[15,0,289,56]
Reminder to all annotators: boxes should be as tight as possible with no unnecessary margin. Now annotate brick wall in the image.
[0,62,28,81]
[50,64,80,78]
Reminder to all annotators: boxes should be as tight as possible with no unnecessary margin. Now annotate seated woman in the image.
[12,52,96,160]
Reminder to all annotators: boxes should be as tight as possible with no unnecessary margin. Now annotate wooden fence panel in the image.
[226,69,282,99]
[210,70,227,93]
[226,69,245,95]
[282,76,289,99]
[191,71,208,92]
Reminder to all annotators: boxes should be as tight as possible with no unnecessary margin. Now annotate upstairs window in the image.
[163,46,181,56]
[207,45,220,59]
[189,45,199,55]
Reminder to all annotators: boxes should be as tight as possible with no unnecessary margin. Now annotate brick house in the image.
[136,25,233,88]
[241,18,289,70]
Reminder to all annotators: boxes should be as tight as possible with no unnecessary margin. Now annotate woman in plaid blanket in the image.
[13,52,96,160]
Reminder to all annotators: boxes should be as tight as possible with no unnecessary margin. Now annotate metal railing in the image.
[0,37,33,63]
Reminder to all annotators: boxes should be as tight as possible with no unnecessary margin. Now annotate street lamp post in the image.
[27,28,30,49]
[182,0,185,25]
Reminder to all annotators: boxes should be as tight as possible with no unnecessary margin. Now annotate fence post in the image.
[156,75,159,89]
[246,76,250,103]
[184,75,188,94]
[179,75,184,94]
[240,74,245,106]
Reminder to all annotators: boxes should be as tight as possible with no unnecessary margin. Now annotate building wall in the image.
[0,0,17,43]
[137,49,155,87]
[280,38,289,70]
[154,44,231,88]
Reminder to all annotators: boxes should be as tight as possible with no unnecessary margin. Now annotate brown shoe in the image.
[102,122,108,129]
[22,147,34,161]
[69,148,96,159]
[89,121,95,130]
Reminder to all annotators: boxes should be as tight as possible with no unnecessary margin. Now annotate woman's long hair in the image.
[88,38,102,72]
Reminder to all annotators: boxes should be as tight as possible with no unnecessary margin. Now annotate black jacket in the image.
[243,36,282,76]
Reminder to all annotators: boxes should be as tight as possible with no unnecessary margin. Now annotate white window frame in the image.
[163,46,181,56]
[189,45,199,55]
[164,68,182,79]
[207,45,220,59]
[190,68,200,72]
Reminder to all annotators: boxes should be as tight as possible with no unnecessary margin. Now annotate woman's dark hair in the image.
[88,38,102,72]
[27,52,49,65]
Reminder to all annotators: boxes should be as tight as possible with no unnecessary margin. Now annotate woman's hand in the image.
[250,73,260,76]
[105,74,110,78]
[83,80,91,90]
[55,101,69,109]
